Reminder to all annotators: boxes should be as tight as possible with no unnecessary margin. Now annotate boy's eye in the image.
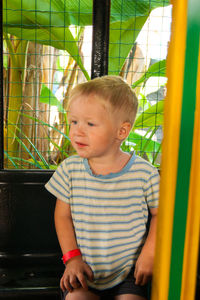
[71,120,77,125]
[88,122,94,127]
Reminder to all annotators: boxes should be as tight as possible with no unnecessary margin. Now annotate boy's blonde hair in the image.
[68,75,138,125]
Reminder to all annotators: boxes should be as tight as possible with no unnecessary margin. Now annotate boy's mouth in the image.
[75,142,88,148]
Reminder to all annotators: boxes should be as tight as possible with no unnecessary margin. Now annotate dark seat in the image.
[0,170,63,300]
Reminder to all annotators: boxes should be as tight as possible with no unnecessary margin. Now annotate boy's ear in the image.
[118,122,132,141]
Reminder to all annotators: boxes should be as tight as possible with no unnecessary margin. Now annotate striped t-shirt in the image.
[45,153,159,290]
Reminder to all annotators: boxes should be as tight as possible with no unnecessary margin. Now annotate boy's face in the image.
[68,94,121,160]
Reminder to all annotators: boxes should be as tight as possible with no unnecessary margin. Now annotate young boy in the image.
[45,75,159,300]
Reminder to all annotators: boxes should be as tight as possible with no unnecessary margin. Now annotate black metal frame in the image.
[91,0,110,79]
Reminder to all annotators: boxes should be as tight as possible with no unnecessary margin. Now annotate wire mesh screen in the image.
[3,0,171,169]
[109,1,171,166]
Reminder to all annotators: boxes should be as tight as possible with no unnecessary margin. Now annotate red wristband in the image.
[62,249,82,264]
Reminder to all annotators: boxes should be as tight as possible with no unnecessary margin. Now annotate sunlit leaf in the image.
[40,84,66,114]
[3,0,170,79]
[132,59,166,88]
[109,16,147,74]
[134,101,164,128]
[128,131,161,153]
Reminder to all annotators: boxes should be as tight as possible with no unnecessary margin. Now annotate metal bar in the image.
[91,0,111,79]
[0,0,4,169]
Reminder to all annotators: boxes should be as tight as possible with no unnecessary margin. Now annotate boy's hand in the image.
[134,250,154,286]
[60,256,94,292]
[134,209,157,286]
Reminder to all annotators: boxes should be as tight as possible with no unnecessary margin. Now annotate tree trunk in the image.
[20,42,44,166]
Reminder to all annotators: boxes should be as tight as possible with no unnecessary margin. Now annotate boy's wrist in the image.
[64,255,83,268]
[62,249,82,264]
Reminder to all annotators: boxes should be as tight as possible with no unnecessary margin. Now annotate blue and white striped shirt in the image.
[45,153,159,290]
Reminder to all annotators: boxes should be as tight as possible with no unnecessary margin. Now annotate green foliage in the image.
[121,129,161,166]
[109,16,147,74]
[132,59,166,88]
[4,58,165,168]
[134,101,164,128]
[3,0,169,168]
[40,84,66,115]
[3,0,170,79]
[5,112,71,169]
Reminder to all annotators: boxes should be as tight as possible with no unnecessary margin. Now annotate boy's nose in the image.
[75,123,85,136]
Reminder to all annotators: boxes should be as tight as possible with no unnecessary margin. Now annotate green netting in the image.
[2,0,171,169]
[109,1,171,166]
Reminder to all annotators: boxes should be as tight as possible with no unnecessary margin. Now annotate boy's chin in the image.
[76,151,90,159]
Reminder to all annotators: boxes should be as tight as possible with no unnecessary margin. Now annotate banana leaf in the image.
[128,131,161,154]
[121,130,161,162]
[109,16,147,74]
[3,0,170,78]
[109,1,170,73]
[134,100,164,128]
[132,59,166,88]
[40,84,66,114]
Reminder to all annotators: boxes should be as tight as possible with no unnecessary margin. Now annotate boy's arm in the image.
[54,199,93,292]
[134,207,158,286]
[54,199,78,253]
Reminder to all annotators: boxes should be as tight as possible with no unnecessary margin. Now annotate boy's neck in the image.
[87,151,131,176]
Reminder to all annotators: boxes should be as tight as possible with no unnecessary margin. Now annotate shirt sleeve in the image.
[144,168,160,209]
[45,159,70,203]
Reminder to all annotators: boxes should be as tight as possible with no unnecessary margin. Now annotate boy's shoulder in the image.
[60,155,83,169]
[65,154,82,163]
[133,154,158,173]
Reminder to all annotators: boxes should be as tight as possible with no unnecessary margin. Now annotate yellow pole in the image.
[151,0,188,299]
